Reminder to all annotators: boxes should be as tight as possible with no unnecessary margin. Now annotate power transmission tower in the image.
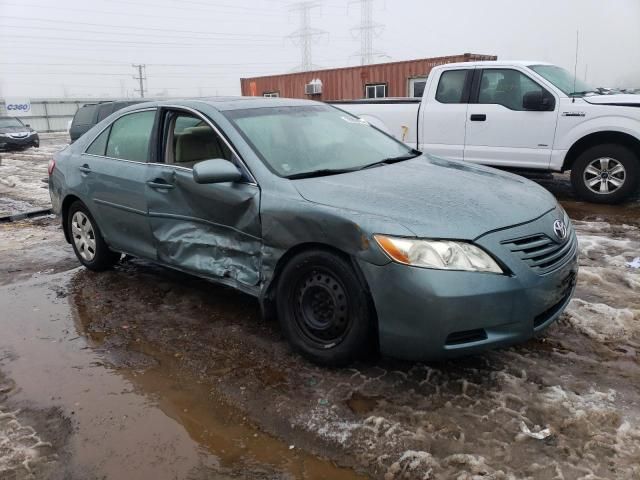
[287,2,326,71]
[132,64,147,98]
[351,0,385,65]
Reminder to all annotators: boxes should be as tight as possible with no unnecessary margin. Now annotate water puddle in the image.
[0,274,366,479]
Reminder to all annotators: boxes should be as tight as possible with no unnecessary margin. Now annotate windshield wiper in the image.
[285,149,422,179]
[286,167,362,180]
[568,90,600,97]
[360,149,422,170]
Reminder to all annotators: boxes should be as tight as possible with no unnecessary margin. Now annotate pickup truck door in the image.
[419,67,472,161]
[464,67,559,168]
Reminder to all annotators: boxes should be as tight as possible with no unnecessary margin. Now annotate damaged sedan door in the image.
[144,108,262,289]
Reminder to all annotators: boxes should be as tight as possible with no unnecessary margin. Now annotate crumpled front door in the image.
[145,164,262,287]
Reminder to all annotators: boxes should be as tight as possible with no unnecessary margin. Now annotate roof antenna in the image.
[572,29,579,103]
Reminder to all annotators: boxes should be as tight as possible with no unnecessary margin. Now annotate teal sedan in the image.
[49,98,578,366]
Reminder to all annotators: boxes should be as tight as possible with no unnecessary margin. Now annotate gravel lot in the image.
[0,134,639,479]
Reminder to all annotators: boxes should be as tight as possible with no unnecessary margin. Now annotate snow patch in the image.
[565,299,638,342]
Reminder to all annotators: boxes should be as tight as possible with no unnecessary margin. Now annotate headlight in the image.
[374,235,503,274]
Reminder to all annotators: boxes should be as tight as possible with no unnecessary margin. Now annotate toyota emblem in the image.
[553,220,568,240]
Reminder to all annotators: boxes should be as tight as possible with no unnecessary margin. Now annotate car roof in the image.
[434,60,553,69]
[129,96,321,112]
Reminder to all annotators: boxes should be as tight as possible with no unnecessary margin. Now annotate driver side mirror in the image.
[192,159,243,184]
[523,90,555,111]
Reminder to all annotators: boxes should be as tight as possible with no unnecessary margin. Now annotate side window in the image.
[477,69,546,111]
[436,70,469,103]
[167,113,232,168]
[105,110,156,162]
[86,127,110,156]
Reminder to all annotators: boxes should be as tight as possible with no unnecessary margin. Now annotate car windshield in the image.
[0,117,24,128]
[224,105,416,178]
[529,64,596,96]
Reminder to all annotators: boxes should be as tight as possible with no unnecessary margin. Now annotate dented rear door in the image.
[144,163,262,287]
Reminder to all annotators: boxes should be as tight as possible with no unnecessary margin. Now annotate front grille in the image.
[501,226,577,274]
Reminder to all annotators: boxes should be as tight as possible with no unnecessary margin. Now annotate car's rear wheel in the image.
[276,249,374,367]
[570,144,639,204]
[68,201,120,271]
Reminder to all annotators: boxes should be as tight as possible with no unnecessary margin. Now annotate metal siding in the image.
[240,54,497,101]
[1,98,111,132]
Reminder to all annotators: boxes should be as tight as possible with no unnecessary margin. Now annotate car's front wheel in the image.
[276,249,375,366]
[570,144,639,204]
[67,201,120,271]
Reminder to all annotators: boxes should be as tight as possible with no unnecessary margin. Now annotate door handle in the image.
[470,114,487,121]
[146,179,175,190]
[78,164,91,173]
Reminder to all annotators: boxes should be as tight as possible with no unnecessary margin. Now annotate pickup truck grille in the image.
[501,226,577,274]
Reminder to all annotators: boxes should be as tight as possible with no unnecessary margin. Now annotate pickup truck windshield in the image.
[225,105,415,178]
[0,117,24,128]
[529,64,596,96]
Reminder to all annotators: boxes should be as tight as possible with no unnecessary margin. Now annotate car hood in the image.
[583,94,640,106]
[0,126,32,134]
[293,155,557,240]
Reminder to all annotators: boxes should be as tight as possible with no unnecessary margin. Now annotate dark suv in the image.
[69,101,144,142]
[0,116,39,151]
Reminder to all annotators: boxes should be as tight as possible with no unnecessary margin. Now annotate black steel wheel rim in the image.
[293,268,351,347]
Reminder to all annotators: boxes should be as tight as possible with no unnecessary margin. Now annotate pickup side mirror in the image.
[192,159,242,184]
[523,90,555,111]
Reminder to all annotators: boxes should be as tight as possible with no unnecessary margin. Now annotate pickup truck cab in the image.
[334,61,640,204]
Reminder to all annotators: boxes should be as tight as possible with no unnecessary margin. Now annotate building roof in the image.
[240,54,498,81]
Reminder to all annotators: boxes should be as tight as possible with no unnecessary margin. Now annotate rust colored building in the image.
[240,53,497,101]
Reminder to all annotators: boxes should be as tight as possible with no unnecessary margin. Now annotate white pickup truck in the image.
[334,61,640,204]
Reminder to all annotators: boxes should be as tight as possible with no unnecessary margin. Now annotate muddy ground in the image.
[0,135,639,479]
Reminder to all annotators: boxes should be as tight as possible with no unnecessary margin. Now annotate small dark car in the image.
[0,116,39,150]
[69,100,143,143]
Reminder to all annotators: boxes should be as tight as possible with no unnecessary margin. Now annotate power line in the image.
[1,33,281,48]
[0,1,292,25]
[132,64,147,98]
[0,18,286,40]
[287,1,327,71]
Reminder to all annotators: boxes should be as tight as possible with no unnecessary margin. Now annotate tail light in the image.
[48,158,56,176]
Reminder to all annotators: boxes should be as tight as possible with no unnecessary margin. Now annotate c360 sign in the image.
[4,98,31,116]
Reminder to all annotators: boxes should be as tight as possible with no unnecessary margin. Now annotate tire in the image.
[276,249,374,367]
[570,144,639,204]
[67,201,120,271]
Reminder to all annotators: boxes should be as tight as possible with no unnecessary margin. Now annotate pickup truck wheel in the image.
[276,250,374,367]
[570,144,639,204]
[68,201,120,271]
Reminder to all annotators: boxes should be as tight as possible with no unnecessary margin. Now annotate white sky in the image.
[1,0,639,99]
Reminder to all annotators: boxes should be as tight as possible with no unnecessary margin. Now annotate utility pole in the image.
[287,2,326,71]
[351,0,384,65]
[132,64,146,98]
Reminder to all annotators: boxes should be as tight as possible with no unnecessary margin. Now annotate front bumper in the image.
[0,134,39,150]
[359,211,578,361]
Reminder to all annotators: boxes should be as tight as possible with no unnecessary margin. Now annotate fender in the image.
[552,115,640,171]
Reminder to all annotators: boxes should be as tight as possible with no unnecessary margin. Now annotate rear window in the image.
[72,105,98,126]
[96,104,114,122]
